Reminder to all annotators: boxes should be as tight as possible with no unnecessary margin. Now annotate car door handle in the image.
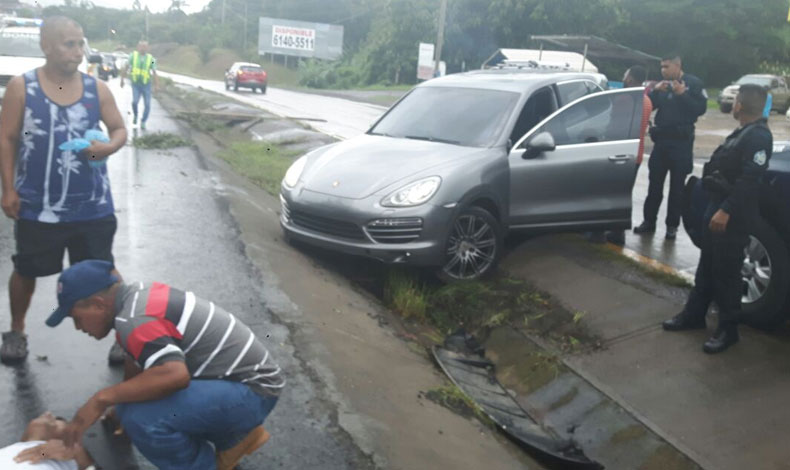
[608,154,632,163]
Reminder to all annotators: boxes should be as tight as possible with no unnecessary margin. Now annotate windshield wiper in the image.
[404,135,461,145]
[368,131,394,137]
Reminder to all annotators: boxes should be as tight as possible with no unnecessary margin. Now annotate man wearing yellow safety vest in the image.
[120,41,158,131]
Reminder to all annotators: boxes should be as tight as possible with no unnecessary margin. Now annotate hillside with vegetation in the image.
[35,0,790,89]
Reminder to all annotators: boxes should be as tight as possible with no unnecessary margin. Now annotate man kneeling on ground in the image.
[0,412,94,469]
[46,260,285,470]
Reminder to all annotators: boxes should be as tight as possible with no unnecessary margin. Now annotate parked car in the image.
[224,62,267,93]
[718,74,790,114]
[280,71,647,280]
[97,53,118,80]
[682,143,790,329]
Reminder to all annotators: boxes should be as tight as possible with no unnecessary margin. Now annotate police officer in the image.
[662,84,772,354]
[634,54,707,240]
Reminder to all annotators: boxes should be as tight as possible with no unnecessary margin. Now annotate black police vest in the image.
[705,121,769,184]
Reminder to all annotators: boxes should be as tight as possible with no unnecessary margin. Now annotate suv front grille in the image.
[290,209,365,240]
[366,218,423,244]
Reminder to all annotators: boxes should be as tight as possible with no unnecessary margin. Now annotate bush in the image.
[298,60,365,89]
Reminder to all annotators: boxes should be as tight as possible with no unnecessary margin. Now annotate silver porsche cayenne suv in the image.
[280,70,645,280]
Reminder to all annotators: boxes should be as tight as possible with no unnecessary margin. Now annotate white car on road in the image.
[0,17,91,104]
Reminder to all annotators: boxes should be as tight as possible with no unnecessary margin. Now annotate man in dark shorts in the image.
[0,17,127,364]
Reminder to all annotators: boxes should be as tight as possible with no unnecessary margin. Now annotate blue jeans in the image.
[131,82,152,123]
[116,380,278,470]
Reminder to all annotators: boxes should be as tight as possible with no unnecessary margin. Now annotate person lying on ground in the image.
[45,260,285,470]
[0,412,94,469]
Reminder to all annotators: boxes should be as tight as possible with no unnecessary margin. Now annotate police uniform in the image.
[671,118,772,350]
[643,73,708,233]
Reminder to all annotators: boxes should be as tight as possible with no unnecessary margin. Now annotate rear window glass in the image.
[241,66,262,72]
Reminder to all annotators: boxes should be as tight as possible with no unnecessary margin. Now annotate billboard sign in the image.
[417,42,434,80]
[259,17,343,61]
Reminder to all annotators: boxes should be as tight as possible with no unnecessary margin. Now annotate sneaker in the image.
[216,425,271,470]
[665,226,678,240]
[1,331,28,364]
[108,341,125,366]
[132,116,137,126]
[633,222,656,235]
[140,121,146,130]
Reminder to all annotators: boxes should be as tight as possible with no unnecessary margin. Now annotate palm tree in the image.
[168,0,188,12]
[132,0,142,10]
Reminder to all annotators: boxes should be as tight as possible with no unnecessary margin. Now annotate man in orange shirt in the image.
[599,65,652,245]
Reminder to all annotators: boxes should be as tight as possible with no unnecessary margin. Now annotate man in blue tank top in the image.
[0,17,127,364]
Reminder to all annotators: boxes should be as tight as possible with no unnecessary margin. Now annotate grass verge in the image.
[217,141,298,196]
[383,270,598,354]
[133,132,191,149]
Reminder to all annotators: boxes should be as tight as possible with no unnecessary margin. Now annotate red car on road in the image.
[225,62,268,94]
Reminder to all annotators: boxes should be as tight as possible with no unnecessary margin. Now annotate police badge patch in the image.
[754,149,768,166]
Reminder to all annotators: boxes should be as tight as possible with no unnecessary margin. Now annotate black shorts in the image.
[12,215,117,278]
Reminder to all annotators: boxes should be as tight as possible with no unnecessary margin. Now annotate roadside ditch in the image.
[154,79,702,470]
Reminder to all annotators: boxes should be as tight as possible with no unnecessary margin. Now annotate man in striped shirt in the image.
[45,260,284,470]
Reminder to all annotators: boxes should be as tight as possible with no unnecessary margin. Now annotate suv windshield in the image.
[736,76,772,87]
[0,30,43,58]
[369,87,518,147]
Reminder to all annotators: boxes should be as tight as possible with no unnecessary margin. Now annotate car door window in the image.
[556,81,591,107]
[772,79,779,89]
[532,90,644,146]
[509,87,558,144]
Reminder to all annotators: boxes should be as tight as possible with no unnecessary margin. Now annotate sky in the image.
[25,0,213,14]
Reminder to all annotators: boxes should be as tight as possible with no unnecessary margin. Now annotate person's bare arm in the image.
[0,76,25,219]
[63,361,190,447]
[124,354,142,381]
[83,80,127,162]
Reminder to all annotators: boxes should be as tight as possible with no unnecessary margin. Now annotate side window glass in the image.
[510,87,557,144]
[556,81,589,107]
[772,79,779,88]
[586,81,603,93]
[536,91,643,146]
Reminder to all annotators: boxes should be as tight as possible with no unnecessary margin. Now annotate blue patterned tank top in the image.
[15,69,114,223]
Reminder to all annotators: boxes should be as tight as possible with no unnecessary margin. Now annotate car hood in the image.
[723,85,740,94]
[300,134,486,199]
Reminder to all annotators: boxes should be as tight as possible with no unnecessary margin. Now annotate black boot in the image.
[703,328,739,354]
[633,222,656,235]
[665,226,678,241]
[662,312,706,331]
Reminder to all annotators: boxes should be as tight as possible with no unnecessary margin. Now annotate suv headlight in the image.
[381,176,441,207]
[283,156,307,188]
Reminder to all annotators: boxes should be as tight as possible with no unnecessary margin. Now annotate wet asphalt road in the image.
[0,80,374,469]
[160,72,790,279]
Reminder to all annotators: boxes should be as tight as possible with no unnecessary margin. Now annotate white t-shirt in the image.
[0,441,78,470]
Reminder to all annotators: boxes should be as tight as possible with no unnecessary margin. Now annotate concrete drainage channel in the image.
[158,81,703,470]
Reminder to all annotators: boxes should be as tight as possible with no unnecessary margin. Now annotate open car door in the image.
[508,88,645,230]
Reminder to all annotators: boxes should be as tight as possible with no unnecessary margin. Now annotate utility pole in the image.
[144,5,149,39]
[243,1,248,52]
[221,0,226,25]
[433,0,447,77]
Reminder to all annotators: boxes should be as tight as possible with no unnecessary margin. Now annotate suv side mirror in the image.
[523,132,556,159]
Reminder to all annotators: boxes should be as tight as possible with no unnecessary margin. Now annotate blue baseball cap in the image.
[47,260,119,328]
